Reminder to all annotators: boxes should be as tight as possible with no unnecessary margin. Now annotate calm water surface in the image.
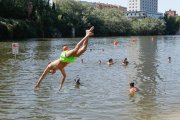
[0,36,180,120]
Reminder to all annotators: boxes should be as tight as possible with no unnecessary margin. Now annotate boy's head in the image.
[49,69,56,74]
[129,82,134,87]
[48,62,56,74]
[63,45,68,51]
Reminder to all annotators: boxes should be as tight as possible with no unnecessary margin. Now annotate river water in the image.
[0,36,180,120]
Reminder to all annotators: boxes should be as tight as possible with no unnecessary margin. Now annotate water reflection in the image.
[132,37,160,120]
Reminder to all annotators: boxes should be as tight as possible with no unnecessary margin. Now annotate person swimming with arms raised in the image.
[34,26,94,91]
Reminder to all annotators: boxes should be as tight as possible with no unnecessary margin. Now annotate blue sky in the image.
[84,0,180,14]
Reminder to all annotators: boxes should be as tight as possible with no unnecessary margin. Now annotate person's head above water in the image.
[109,58,113,63]
[168,57,171,61]
[129,82,139,94]
[75,78,80,85]
[63,45,68,51]
[107,58,115,65]
[129,82,134,88]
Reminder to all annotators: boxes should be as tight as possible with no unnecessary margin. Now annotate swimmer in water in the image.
[168,57,171,63]
[98,60,101,64]
[107,58,115,65]
[74,77,80,85]
[81,59,84,63]
[129,82,139,96]
[34,26,94,90]
[122,58,129,65]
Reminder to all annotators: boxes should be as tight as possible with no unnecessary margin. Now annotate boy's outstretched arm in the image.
[34,66,50,89]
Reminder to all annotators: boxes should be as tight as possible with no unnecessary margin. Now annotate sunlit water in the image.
[0,36,180,120]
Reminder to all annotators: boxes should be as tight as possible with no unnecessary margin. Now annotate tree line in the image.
[0,0,180,39]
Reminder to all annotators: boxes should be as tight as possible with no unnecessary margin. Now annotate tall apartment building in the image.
[128,0,157,13]
[126,0,162,19]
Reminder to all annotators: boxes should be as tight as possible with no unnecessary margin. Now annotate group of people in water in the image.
[106,58,129,66]
[34,26,139,96]
[106,58,138,95]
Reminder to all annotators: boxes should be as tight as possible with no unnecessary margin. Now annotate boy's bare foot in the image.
[89,26,94,32]
[86,31,94,37]
[86,26,94,35]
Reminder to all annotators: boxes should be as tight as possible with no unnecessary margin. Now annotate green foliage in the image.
[0,20,12,39]
[0,17,37,39]
[13,20,37,38]
[56,0,89,37]
[0,0,178,39]
[164,14,180,35]
[131,18,165,35]
[87,8,132,36]
[0,0,27,19]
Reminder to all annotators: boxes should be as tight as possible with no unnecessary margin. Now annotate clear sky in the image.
[84,0,180,15]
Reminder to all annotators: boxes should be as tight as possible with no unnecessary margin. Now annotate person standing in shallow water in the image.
[129,82,139,96]
[34,26,94,90]
[168,57,171,63]
[122,58,129,65]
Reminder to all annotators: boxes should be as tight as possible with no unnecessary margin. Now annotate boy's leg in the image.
[65,26,94,57]
[65,35,89,57]
[75,38,89,57]
[75,29,94,57]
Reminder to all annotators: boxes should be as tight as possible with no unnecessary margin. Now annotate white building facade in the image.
[126,0,162,19]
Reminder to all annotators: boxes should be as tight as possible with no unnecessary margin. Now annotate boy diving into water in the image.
[34,26,94,90]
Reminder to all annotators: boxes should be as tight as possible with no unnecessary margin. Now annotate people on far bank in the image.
[122,58,129,65]
[129,82,139,96]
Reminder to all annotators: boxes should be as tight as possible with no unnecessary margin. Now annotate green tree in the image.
[56,0,88,37]
[132,18,165,35]
[89,8,132,36]
[164,14,180,35]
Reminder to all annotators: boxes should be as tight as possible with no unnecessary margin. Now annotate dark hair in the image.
[109,58,113,62]
[130,82,134,87]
